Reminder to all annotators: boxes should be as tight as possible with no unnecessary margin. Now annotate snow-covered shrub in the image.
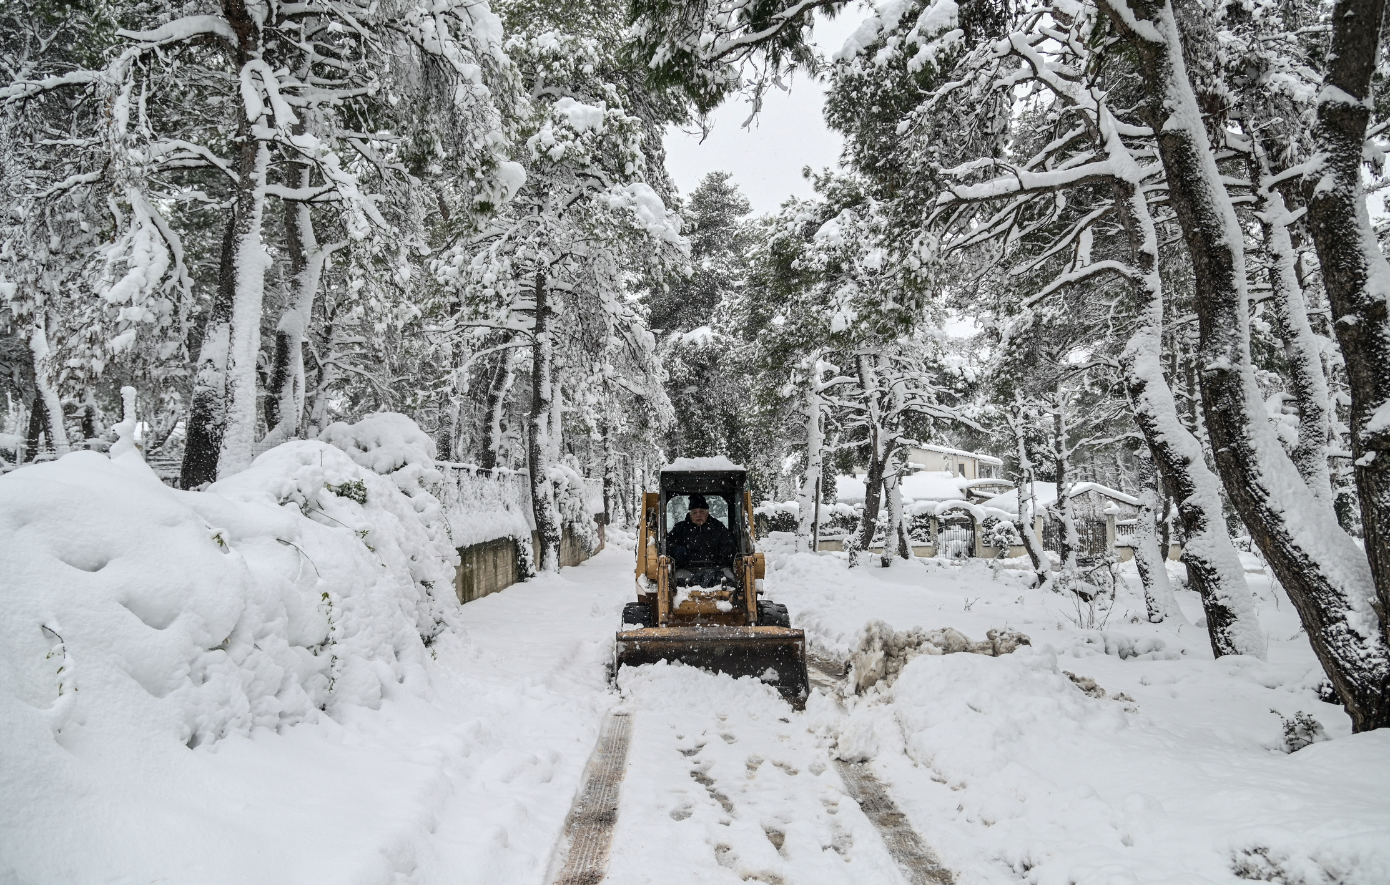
[319,412,441,495]
[550,462,599,554]
[316,413,458,638]
[907,510,935,544]
[1273,710,1329,752]
[981,516,1020,552]
[754,501,798,535]
[820,502,860,539]
[0,437,461,752]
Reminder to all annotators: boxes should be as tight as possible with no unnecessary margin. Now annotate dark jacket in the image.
[668,515,736,568]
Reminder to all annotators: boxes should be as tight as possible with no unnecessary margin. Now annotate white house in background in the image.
[977,481,1139,518]
[835,470,976,505]
[905,444,1003,479]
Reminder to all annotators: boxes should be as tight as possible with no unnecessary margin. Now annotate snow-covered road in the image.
[7,525,1390,885]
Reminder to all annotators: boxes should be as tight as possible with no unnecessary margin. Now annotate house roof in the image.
[979,482,1139,514]
[836,470,976,504]
[906,443,1004,467]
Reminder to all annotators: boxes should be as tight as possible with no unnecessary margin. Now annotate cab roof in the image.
[660,456,745,472]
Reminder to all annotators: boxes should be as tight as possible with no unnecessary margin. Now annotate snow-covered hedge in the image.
[0,416,459,752]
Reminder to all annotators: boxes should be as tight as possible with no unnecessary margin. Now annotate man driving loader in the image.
[667,493,736,587]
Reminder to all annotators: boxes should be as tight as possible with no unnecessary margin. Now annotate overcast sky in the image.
[662,11,868,218]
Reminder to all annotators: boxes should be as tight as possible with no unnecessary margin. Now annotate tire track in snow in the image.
[833,762,952,885]
[808,656,954,885]
[549,710,632,885]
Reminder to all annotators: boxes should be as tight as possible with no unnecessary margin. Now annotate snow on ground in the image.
[608,665,906,885]
[4,446,1388,885]
[763,537,1390,885]
[0,437,625,885]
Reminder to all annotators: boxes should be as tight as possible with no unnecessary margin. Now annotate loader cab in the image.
[657,471,756,566]
[633,460,765,627]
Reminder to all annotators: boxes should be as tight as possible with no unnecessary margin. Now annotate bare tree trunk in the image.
[528,270,562,572]
[1301,0,1390,637]
[1105,0,1389,728]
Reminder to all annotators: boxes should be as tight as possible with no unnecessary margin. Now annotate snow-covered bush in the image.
[1273,710,1329,752]
[981,516,1021,554]
[550,462,599,554]
[0,431,461,752]
[754,501,799,535]
[820,502,861,539]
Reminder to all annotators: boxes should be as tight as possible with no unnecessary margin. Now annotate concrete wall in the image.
[1114,543,1183,563]
[455,536,521,604]
[455,522,604,605]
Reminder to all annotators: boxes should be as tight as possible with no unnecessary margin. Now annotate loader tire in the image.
[621,601,654,629]
[757,601,791,628]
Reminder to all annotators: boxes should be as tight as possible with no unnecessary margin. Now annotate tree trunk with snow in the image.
[1301,0,1390,638]
[1009,404,1052,588]
[528,271,562,573]
[601,418,616,527]
[1249,147,1334,508]
[1134,454,1183,623]
[265,155,331,444]
[479,348,517,470]
[1107,169,1262,657]
[880,452,909,567]
[215,130,272,478]
[181,218,237,488]
[27,320,67,457]
[796,364,826,552]
[852,353,895,564]
[1051,394,1080,587]
[184,6,276,482]
[1105,0,1390,728]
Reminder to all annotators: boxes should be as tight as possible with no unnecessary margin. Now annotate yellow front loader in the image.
[615,461,809,706]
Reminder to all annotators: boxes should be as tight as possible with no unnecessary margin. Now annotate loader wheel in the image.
[757,601,791,628]
[621,601,654,629]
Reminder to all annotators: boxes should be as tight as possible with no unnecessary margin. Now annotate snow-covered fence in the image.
[435,463,606,598]
[434,462,534,549]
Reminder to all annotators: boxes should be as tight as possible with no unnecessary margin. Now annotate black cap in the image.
[688,494,710,510]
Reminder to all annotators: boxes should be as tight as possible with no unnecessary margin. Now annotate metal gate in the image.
[1041,517,1108,559]
[937,523,974,559]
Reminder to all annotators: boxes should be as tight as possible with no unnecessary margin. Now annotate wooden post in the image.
[813,475,821,552]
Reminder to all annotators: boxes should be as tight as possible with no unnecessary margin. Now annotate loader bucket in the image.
[615,626,810,707]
